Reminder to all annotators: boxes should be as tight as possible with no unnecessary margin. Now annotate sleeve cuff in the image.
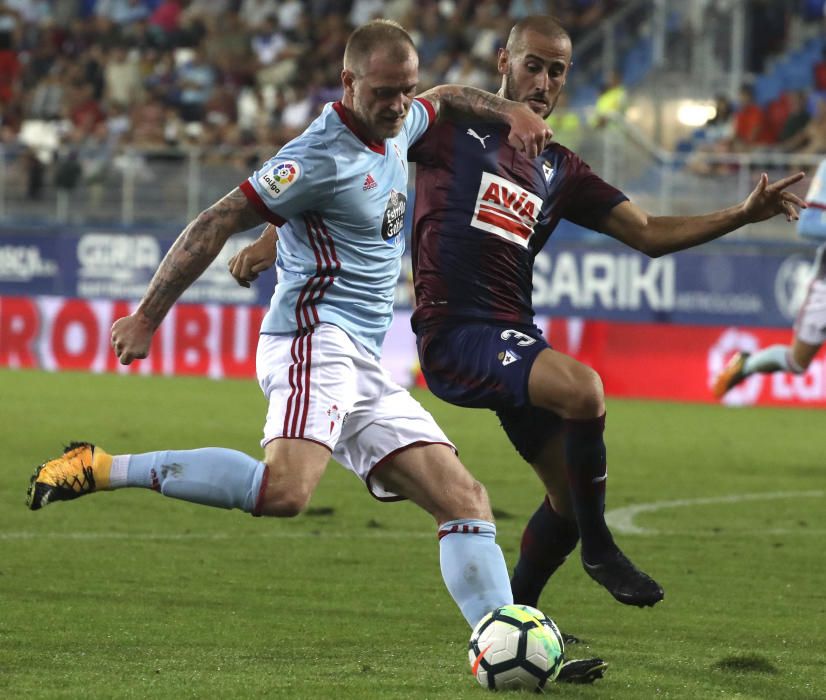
[239,180,287,226]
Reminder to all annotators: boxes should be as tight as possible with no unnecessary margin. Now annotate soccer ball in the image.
[468,604,565,692]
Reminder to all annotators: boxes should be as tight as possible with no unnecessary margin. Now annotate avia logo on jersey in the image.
[498,349,521,366]
[363,173,378,190]
[471,172,543,248]
[258,160,300,197]
[381,188,407,243]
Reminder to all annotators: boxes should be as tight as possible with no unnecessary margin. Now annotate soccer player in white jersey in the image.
[26,20,552,632]
[713,159,826,398]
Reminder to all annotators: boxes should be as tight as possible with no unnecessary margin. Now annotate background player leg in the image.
[378,443,513,628]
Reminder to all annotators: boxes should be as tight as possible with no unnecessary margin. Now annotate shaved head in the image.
[506,15,570,53]
[343,19,417,75]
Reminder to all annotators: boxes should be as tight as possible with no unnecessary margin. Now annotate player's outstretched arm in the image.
[418,84,551,159]
[600,171,808,258]
[111,189,264,365]
[228,224,278,288]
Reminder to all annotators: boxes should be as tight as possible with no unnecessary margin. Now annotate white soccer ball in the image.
[468,604,565,692]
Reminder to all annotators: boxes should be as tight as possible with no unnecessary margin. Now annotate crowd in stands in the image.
[1,0,824,206]
[0,0,617,202]
[688,40,826,177]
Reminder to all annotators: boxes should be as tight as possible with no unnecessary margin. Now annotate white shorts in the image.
[256,323,454,500]
[795,245,826,345]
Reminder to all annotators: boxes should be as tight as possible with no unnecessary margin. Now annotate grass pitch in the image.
[1,368,824,699]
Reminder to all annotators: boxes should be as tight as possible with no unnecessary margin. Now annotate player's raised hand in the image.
[505,102,552,159]
[228,225,278,288]
[743,171,808,223]
[111,313,154,365]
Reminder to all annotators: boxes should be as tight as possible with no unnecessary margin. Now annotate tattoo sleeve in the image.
[418,84,515,123]
[137,188,263,329]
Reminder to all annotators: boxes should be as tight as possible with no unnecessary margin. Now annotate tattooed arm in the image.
[111,188,263,364]
[418,84,551,158]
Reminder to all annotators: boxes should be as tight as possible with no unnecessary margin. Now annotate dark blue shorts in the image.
[416,322,563,462]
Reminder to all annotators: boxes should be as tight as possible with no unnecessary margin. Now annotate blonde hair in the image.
[343,19,416,74]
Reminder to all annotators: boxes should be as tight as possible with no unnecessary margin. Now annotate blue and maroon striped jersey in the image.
[408,119,627,329]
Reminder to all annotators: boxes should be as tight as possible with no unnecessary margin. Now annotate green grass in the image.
[1,368,824,699]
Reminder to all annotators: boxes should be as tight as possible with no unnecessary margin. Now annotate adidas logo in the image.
[363,173,377,190]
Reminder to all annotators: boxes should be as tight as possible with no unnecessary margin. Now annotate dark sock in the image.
[511,497,579,607]
[564,413,614,562]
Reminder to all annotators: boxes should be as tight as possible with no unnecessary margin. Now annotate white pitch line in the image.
[0,529,434,542]
[606,490,825,536]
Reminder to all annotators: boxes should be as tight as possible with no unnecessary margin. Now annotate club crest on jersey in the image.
[381,188,407,243]
[542,161,555,184]
[498,349,521,366]
[258,160,300,197]
[471,172,543,248]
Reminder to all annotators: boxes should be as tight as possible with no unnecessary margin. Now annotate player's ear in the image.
[342,69,356,94]
[496,48,509,76]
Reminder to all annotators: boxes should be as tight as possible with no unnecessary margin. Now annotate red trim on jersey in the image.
[416,97,436,125]
[807,200,826,210]
[297,213,339,330]
[239,180,286,225]
[332,101,386,154]
[365,440,456,502]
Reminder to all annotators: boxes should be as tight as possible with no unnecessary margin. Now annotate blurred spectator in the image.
[239,0,274,30]
[174,44,216,122]
[104,46,143,107]
[591,70,626,129]
[96,0,151,27]
[777,90,811,149]
[731,83,766,149]
[508,0,549,20]
[350,0,385,27]
[251,15,297,90]
[545,91,584,151]
[783,98,826,156]
[815,46,826,91]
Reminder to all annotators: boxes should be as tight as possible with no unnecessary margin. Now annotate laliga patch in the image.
[381,188,407,242]
[258,160,300,198]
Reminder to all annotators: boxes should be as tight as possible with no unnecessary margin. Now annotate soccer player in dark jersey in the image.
[406,14,804,609]
[229,16,805,612]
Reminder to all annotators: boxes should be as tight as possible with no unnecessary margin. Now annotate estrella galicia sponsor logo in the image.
[774,253,813,320]
[381,188,407,243]
[258,160,300,197]
[0,245,58,282]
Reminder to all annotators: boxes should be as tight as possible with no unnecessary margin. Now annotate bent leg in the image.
[511,433,580,607]
[527,349,663,607]
[790,337,822,371]
[380,444,512,628]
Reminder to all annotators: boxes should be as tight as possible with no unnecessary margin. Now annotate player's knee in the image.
[568,366,605,418]
[257,482,313,518]
[448,478,493,522]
